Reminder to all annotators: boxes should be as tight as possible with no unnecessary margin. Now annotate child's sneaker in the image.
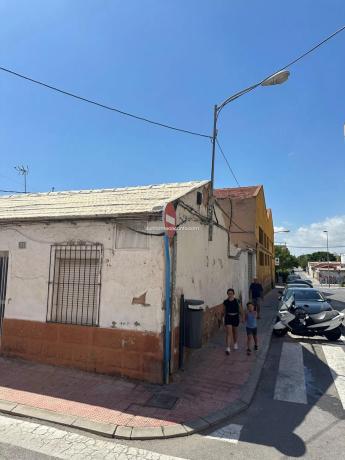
[225,347,231,355]
[246,348,251,355]
[234,343,238,350]
[254,345,258,351]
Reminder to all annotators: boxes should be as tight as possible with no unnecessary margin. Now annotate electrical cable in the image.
[0,24,344,143]
[273,24,345,76]
[0,66,211,140]
[216,139,241,187]
[275,244,345,249]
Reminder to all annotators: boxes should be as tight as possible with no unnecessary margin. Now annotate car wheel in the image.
[273,327,288,337]
[324,327,342,342]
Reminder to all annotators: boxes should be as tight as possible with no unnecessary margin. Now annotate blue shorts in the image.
[246,327,257,336]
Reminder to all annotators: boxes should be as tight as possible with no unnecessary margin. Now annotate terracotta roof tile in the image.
[214,185,262,200]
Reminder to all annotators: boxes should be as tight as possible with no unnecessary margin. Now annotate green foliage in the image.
[274,245,299,271]
[296,252,338,270]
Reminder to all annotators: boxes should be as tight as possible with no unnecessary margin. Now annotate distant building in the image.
[214,185,274,292]
[308,261,345,285]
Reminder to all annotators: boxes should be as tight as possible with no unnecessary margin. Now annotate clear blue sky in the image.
[0,0,344,241]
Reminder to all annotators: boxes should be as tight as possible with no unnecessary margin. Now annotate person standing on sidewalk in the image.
[249,277,263,319]
[245,301,258,355]
[223,288,244,355]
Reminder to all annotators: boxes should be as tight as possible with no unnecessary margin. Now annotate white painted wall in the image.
[173,187,249,316]
[0,220,165,333]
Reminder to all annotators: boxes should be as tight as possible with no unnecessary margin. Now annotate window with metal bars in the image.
[47,244,103,326]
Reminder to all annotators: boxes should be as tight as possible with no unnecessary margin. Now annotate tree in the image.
[274,245,299,271]
[297,252,338,270]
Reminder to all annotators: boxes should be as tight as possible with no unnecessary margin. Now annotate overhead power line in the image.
[0,66,211,139]
[275,243,345,249]
[274,24,345,75]
[216,139,241,187]
[0,24,344,144]
[0,189,26,193]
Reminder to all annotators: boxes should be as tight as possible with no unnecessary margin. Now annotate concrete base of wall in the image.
[0,319,163,383]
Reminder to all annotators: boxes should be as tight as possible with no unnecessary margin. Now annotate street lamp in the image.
[208,70,290,240]
[323,230,330,287]
[274,229,290,234]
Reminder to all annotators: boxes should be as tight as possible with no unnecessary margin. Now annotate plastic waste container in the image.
[184,300,204,349]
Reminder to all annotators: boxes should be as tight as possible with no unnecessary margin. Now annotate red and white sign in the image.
[163,202,176,239]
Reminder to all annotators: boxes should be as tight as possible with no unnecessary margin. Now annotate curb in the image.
[0,301,277,441]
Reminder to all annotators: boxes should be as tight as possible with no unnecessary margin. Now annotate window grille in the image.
[47,244,103,326]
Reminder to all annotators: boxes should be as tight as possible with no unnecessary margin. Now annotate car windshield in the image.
[294,290,324,301]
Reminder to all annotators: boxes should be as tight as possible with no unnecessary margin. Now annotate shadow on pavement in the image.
[204,333,344,457]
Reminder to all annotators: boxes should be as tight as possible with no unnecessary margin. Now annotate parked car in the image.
[287,279,313,287]
[279,288,332,314]
[287,274,301,282]
[278,285,310,307]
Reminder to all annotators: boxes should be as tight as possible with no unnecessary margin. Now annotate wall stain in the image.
[132,292,151,306]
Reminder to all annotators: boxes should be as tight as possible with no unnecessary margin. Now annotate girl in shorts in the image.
[223,288,244,354]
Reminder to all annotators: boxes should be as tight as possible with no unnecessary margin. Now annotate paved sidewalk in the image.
[0,290,279,440]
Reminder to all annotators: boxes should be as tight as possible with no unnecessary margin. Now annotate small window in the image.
[259,251,264,266]
[259,227,264,244]
[47,244,103,326]
[116,221,148,249]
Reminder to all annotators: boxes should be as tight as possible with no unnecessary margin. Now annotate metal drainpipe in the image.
[163,234,171,384]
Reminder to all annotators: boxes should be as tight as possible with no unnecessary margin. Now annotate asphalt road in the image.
[126,330,345,460]
[2,325,344,460]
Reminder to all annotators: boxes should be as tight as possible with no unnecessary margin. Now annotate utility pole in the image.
[14,165,29,193]
[208,104,218,241]
[207,70,290,242]
[323,230,330,287]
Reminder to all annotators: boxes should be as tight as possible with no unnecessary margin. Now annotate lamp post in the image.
[323,230,330,287]
[208,70,290,241]
[274,229,290,234]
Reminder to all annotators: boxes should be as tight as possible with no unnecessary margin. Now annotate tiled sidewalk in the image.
[0,290,278,435]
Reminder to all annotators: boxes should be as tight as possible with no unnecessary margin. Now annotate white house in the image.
[0,180,251,383]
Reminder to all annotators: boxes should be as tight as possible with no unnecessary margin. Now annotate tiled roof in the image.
[214,185,262,200]
[0,180,209,222]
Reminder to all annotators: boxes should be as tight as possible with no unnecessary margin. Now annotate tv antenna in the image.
[14,165,29,193]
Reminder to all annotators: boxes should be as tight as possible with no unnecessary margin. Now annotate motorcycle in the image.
[273,295,344,341]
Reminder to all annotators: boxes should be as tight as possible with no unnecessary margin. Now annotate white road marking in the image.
[322,343,345,410]
[206,423,243,444]
[274,342,307,404]
[0,414,187,460]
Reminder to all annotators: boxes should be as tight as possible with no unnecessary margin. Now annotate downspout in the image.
[163,234,171,384]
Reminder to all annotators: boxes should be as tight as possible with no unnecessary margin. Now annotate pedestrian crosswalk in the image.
[273,338,345,407]
[274,342,307,404]
[322,343,345,409]
[206,423,243,444]
[205,335,345,448]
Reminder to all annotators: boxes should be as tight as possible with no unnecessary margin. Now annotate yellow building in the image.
[215,185,275,292]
